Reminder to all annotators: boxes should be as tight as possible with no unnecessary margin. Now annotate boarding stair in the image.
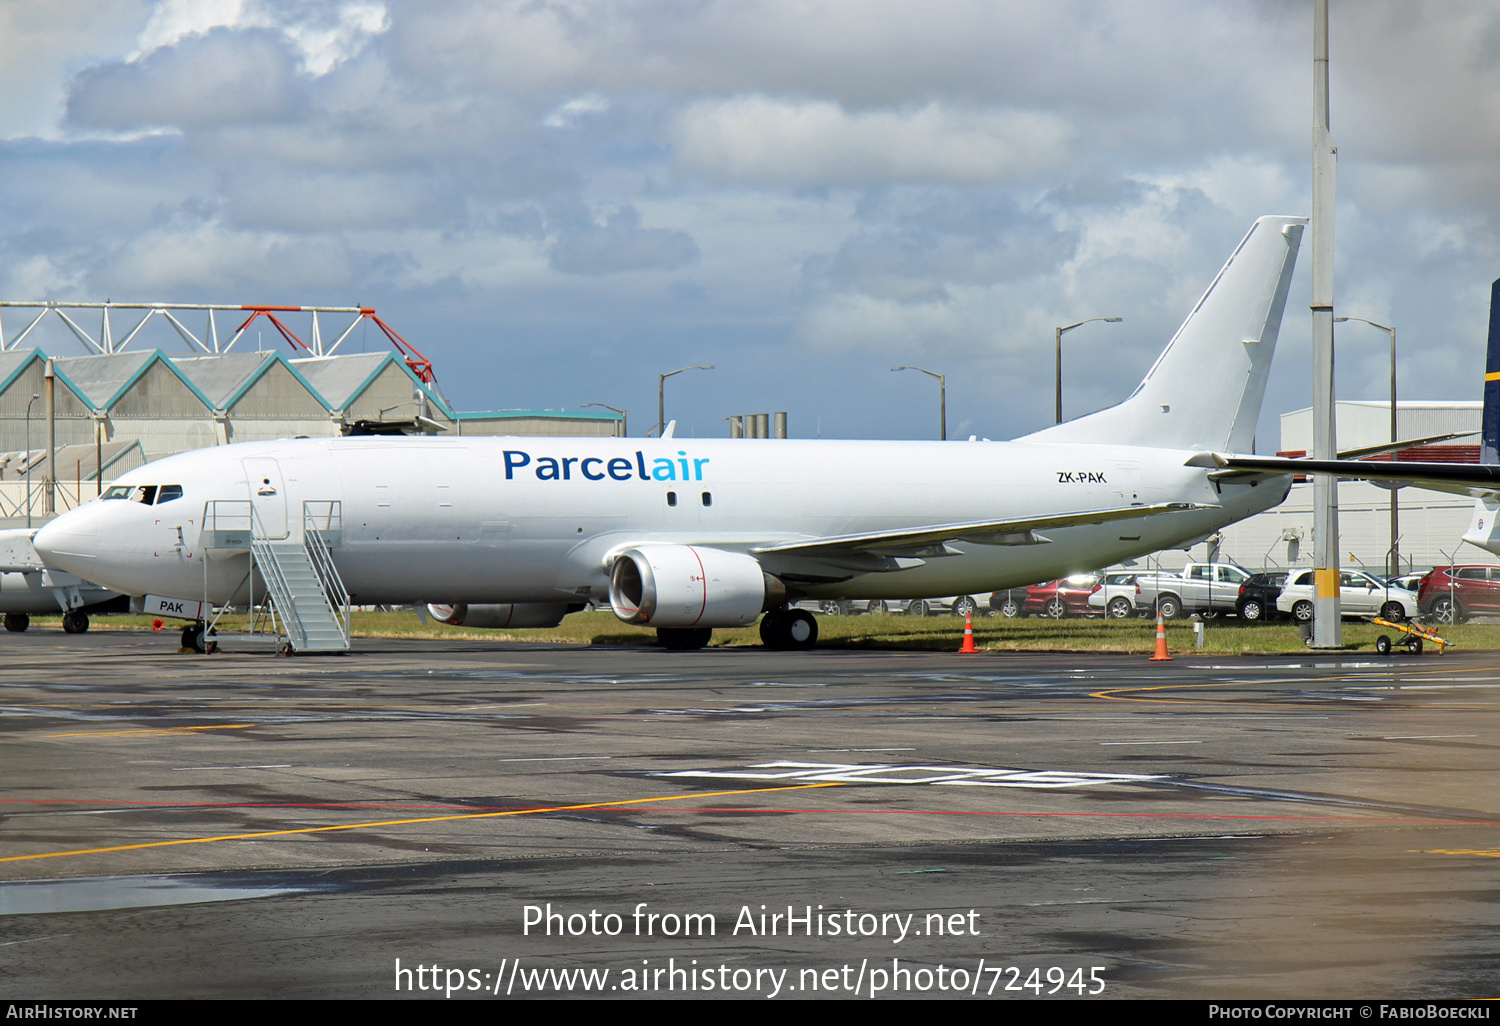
[203,500,351,653]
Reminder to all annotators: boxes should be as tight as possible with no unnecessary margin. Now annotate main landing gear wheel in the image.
[760,609,819,651]
[657,626,713,651]
[61,611,90,634]
[3,613,29,633]
[181,622,206,654]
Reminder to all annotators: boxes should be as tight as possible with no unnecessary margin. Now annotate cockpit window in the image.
[101,484,168,505]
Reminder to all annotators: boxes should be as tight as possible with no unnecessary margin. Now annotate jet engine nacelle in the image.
[427,603,570,629]
[608,544,785,627]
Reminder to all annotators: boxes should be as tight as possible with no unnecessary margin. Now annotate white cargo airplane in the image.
[34,215,1307,651]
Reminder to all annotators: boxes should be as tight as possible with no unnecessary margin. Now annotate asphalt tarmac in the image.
[2,628,1497,1000]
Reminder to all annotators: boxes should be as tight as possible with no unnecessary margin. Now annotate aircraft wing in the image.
[750,502,1210,560]
[1203,454,1500,499]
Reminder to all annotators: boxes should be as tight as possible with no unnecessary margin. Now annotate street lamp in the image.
[657,365,714,438]
[890,366,947,440]
[1055,317,1123,423]
[24,393,39,528]
[1336,315,1399,575]
[582,402,627,437]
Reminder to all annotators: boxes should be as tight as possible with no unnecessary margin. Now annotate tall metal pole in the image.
[581,402,626,437]
[24,393,38,529]
[44,359,55,514]
[657,365,714,438]
[1054,317,1123,423]
[1310,0,1342,646]
[891,366,947,439]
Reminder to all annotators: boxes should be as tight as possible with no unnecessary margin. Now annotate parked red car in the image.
[1023,574,1102,618]
[1417,565,1500,623]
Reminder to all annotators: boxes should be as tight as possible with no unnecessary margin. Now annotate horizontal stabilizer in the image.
[1209,454,1500,500]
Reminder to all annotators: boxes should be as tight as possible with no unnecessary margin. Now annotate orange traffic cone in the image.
[1149,612,1172,661]
[959,610,977,653]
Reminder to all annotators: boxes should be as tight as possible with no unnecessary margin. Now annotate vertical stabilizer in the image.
[1483,278,1500,465]
[1021,215,1306,453]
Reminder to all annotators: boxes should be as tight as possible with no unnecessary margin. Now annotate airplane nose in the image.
[33,506,99,578]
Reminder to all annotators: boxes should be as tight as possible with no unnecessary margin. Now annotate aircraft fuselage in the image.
[35,435,1290,607]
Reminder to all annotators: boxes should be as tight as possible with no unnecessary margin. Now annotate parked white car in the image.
[1276,569,1417,623]
[1086,571,1144,618]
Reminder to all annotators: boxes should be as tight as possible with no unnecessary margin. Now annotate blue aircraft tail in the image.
[1484,278,1500,464]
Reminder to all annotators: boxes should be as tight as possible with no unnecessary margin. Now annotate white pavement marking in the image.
[656,761,1162,788]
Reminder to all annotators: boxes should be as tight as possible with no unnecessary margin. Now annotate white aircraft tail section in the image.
[1021,215,1306,453]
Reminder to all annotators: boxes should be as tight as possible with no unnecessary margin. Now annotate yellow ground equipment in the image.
[1371,617,1449,656]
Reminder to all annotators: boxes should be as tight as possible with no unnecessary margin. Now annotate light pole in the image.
[890,366,946,440]
[582,402,627,437]
[1337,315,1399,575]
[657,365,714,438]
[24,393,39,528]
[1055,317,1122,423]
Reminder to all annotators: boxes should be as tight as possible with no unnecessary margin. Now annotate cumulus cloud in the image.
[135,0,389,75]
[549,206,700,275]
[673,97,1073,186]
[67,28,302,131]
[5,0,1500,438]
[100,217,355,294]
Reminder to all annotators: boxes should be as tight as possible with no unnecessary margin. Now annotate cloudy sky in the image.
[3,0,1499,446]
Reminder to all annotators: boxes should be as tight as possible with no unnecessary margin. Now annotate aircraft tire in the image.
[61,612,90,634]
[658,626,713,651]
[760,609,818,650]
[181,623,206,654]
[4,613,29,633]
